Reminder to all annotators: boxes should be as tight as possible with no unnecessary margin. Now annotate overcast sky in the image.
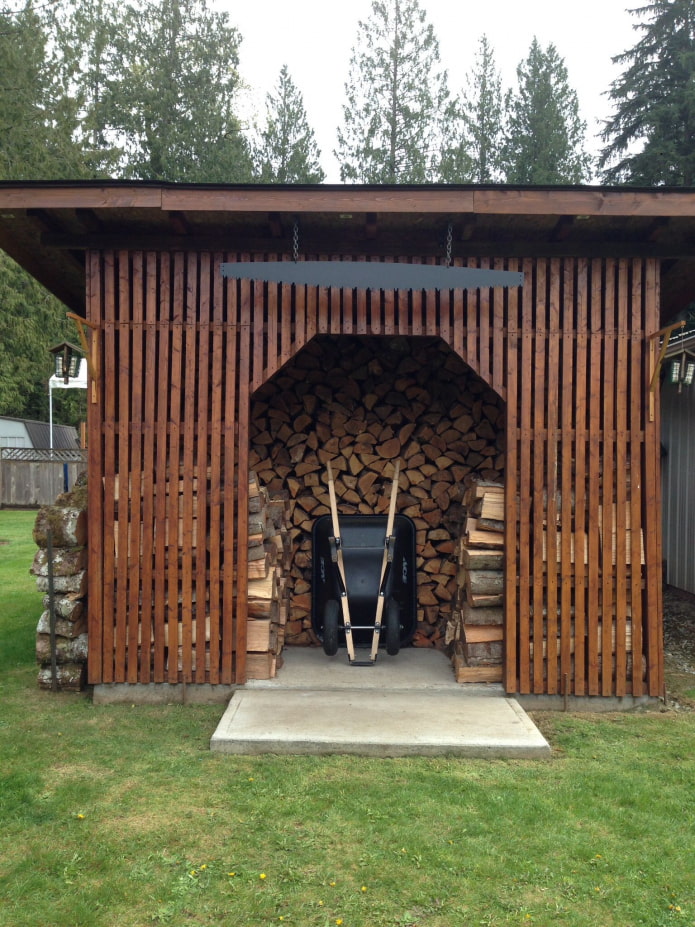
[225,0,640,182]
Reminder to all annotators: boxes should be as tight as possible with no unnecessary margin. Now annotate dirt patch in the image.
[664,585,695,709]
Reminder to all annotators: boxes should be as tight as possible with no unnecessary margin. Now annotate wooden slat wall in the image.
[86,251,663,696]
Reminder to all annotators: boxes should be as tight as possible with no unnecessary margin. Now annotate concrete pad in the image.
[210,649,550,758]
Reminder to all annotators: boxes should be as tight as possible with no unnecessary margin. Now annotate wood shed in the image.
[2,181,695,700]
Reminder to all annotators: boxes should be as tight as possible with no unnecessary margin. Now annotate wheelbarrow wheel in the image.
[322,599,340,656]
[385,600,400,656]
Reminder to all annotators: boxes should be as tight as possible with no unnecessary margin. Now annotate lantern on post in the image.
[49,341,83,384]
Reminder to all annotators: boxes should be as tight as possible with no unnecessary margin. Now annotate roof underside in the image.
[1,181,695,320]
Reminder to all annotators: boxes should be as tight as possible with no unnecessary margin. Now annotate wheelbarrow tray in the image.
[311,513,417,649]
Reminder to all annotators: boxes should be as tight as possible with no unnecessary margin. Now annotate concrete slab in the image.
[210,648,551,758]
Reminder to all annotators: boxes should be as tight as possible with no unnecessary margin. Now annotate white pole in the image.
[49,378,54,458]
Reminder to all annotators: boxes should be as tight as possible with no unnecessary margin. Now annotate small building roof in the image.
[0,415,79,450]
[2,180,695,321]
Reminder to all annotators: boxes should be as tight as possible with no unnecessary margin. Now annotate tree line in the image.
[1,0,694,423]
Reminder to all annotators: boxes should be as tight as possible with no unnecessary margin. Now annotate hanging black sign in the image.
[220,261,523,291]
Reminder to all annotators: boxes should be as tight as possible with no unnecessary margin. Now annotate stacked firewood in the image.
[249,336,505,647]
[31,478,89,690]
[244,474,291,679]
[448,480,505,683]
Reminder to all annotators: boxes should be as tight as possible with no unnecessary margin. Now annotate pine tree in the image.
[440,35,504,183]
[335,0,449,183]
[108,0,253,182]
[599,0,695,185]
[0,3,86,180]
[502,38,592,184]
[254,65,325,183]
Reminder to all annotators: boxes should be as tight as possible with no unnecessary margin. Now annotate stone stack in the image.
[30,481,88,690]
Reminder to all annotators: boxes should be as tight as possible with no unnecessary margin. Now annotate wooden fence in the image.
[86,250,662,697]
[0,448,86,507]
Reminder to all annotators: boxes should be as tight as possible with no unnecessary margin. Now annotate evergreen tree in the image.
[335,0,449,183]
[0,3,86,180]
[52,0,124,177]
[440,35,504,183]
[502,38,592,184]
[108,0,253,182]
[254,65,325,183]
[599,0,695,185]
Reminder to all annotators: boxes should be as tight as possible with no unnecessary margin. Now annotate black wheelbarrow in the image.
[311,462,417,665]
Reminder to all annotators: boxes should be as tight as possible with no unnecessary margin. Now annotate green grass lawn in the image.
[1,509,693,927]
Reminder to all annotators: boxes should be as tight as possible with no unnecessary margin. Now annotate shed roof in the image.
[0,415,78,450]
[2,180,695,321]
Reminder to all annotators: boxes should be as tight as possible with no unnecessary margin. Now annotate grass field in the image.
[1,509,693,927]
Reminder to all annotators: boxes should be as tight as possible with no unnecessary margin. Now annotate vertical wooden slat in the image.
[453,257,464,360]
[103,252,117,683]
[293,277,306,353]
[573,258,589,694]
[545,259,560,693]
[252,277,265,391]
[492,258,505,396]
[220,261,239,685]
[504,258,520,693]
[532,260,547,692]
[330,256,342,334]
[208,254,224,684]
[466,260,478,374]
[126,253,144,684]
[115,250,131,682]
[587,260,602,695]
[559,259,575,694]
[166,254,184,684]
[195,253,211,683]
[153,255,171,682]
[384,259,395,335]
[139,253,158,684]
[280,279,292,367]
[643,258,662,695]
[478,258,490,385]
[411,258,423,336]
[266,262,278,380]
[397,259,409,336]
[86,251,104,685]
[318,281,329,334]
[601,259,616,695]
[235,277,251,684]
[425,258,437,336]
[518,259,534,692]
[614,259,629,695]
[629,260,644,696]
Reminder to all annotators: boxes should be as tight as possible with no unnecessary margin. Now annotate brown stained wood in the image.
[318,281,329,334]
[138,253,158,684]
[492,258,505,396]
[572,258,588,694]
[235,276,252,684]
[207,254,224,684]
[629,262,644,696]
[601,260,616,696]
[127,253,144,684]
[115,251,131,682]
[452,260,464,360]
[195,253,211,683]
[425,258,437,336]
[280,281,292,366]
[152,255,171,682]
[293,279,306,357]
[384,257,395,335]
[532,259,547,694]
[643,258,662,695]
[167,254,185,684]
[221,267,241,684]
[614,259,629,695]
[517,259,534,692]
[545,259,560,693]
[587,261,603,695]
[479,257,490,384]
[503,258,519,693]
[412,258,423,336]
[86,251,104,685]
[331,259,342,335]
[560,260,575,692]
[252,279,264,392]
[266,265,278,381]
[179,253,197,682]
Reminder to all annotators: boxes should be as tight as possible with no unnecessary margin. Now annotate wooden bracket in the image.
[648,320,686,421]
[66,312,99,404]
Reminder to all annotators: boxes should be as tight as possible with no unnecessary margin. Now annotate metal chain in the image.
[445,222,453,267]
[293,221,299,262]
